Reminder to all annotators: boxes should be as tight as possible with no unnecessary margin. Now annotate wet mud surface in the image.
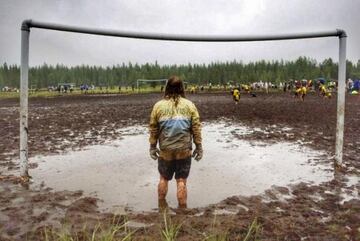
[0,92,360,240]
[28,123,333,212]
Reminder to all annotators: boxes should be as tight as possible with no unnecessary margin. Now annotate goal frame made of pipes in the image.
[19,19,347,177]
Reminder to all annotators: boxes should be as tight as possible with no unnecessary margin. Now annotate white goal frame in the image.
[19,19,347,177]
[136,79,167,92]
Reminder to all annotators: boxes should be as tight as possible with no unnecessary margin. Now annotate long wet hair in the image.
[164,76,185,106]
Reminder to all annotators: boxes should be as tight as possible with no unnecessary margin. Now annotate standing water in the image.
[30,122,332,212]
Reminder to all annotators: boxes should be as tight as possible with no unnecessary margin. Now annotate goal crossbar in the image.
[22,20,346,41]
[19,19,347,177]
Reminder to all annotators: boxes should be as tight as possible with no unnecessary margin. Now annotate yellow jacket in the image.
[233,89,240,96]
[149,97,202,161]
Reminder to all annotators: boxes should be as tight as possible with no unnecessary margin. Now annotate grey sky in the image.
[0,0,359,66]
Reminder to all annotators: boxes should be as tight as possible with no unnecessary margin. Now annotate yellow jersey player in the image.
[241,84,250,94]
[295,80,311,101]
[319,84,332,98]
[232,88,240,104]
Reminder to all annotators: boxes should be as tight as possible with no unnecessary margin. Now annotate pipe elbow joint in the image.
[336,29,347,38]
[21,19,32,31]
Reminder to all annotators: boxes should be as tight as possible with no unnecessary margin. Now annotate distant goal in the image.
[136,79,167,92]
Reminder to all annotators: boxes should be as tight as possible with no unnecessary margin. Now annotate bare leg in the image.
[158,176,169,211]
[176,178,187,208]
[158,175,168,200]
[158,198,168,211]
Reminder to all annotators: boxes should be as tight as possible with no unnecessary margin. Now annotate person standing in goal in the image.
[149,76,203,209]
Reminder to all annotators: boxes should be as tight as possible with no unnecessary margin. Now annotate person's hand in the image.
[150,145,160,160]
[192,144,203,161]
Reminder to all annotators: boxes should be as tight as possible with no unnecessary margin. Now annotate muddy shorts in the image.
[158,157,191,181]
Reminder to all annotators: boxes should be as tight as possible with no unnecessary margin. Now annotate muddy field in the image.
[0,92,359,240]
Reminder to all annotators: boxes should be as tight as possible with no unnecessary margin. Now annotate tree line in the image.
[1,57,359,88]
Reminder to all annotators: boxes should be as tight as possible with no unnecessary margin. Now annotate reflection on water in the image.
[30,122,333,212]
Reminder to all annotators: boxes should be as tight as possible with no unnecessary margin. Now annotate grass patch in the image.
[243,217,262,241]
[42,216,135,241]
[202,215,229,241]
[202,216,262,241]
[204,232,229,241]
[160,211,183,241]
[0,87,165,99]
[36,213,261,241]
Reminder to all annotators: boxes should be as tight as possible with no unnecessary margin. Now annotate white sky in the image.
[0,0,359,66]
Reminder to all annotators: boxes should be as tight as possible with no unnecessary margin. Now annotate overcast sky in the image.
[0,0,359,66]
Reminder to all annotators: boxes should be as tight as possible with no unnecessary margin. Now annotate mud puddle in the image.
[29,121,333,212]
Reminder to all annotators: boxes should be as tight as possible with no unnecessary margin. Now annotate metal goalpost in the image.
[136,79,167,92]
[19,19,347,177]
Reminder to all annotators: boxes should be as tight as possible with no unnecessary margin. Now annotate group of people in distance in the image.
[293,78,333,101]
[348,78,360,95]
[229,78,341,104]
[231,84,257,104]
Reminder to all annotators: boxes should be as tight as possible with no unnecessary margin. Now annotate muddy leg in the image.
[176,178,187,208]
[158,176,169,211]
[158,198,169,211]
[158,175,168,200]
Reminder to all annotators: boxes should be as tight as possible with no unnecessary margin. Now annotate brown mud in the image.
[0,92,359,240]
[26,123,333,212]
